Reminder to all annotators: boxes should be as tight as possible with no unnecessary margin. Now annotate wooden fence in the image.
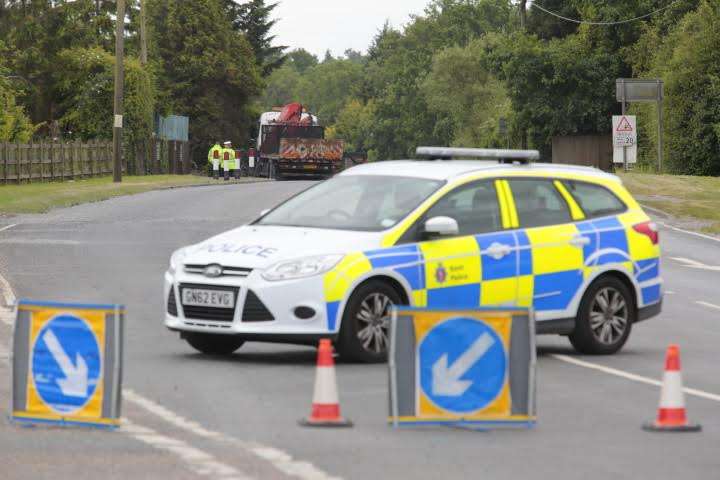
[0,139,191,183]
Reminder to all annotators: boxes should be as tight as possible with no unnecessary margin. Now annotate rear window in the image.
[507,179,572,228]
[563,180,627,219]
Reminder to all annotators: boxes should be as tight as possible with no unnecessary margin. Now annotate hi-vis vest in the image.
[222,148,236,169]
[208,144,222,165]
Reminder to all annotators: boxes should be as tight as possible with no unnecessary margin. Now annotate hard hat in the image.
[223,141,232,145]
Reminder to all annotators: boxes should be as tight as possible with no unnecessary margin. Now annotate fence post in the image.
[1,142,5,184]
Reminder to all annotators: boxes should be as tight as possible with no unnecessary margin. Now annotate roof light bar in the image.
[415,146,540,163]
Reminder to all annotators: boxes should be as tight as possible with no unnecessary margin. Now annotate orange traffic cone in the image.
[643,345,701,432]
[299,339,352,428]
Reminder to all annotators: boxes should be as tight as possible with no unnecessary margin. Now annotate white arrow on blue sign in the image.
[32,314,101,414]
[419,317,506,413]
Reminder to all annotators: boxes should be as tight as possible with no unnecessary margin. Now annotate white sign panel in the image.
[613,115,637,164]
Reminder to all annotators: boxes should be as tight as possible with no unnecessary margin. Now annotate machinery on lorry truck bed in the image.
[249,103,346,180]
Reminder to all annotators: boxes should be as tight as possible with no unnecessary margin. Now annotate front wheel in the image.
[338,280,403,363]
[569,276,635,355]
[183,332,245,355]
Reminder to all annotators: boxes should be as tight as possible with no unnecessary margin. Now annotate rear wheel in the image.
[569,276,635,355]
[338,280,403,363]
[183,332,245,355]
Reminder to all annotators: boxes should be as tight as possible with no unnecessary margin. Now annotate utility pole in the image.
[140,0,147,65]
[112,0,125,183]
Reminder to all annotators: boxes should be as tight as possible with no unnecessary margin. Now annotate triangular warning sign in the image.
[616,116,633,132]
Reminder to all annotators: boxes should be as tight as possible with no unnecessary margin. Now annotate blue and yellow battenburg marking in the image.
[322,202,661,331]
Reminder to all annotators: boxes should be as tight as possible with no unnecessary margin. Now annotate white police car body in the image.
[165,148,662,362]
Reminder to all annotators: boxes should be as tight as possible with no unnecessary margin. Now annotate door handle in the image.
[570,235,591,248]
[486,242,512,260]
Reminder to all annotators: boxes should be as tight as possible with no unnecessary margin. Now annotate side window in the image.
[508,179,572,228]
[423,181,501,236]
[563,180,627,218]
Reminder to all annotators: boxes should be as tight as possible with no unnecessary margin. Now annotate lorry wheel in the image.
[569,276,634,355]
[338,280,403,363]
[183,333,245,355]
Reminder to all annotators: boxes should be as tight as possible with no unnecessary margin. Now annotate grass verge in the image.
[0,175,225,214]
[619,172,720,234]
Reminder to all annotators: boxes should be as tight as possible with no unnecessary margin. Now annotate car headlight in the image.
[168,247,188,274]
[262,255,344,282]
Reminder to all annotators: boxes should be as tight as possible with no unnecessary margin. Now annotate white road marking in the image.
[0,223,17,232]
[552,354,720,403]
[656,220,720,243]
[0,270,15,307]
[121,419,251,480]
[696,301,720,311]
[0,307,12,327]
[124,389,340,480]
[0,239,82,245]
[670,256,720,271]
[665,290,676,295]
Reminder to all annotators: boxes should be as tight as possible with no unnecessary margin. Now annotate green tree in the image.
[485,32,621,157]
[227,0,286,75]
[149,0,262,156]
[259,64,301,110]
[0,49,33,142]
[332,99,376,154]
[285,48,318,73]
[634,1,720,175]
[362,1,513,159]
[296,58,364,124]
[55,47,155,157]
[421,39,511,148]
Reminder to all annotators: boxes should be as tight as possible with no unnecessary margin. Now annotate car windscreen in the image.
[256,175,445,231]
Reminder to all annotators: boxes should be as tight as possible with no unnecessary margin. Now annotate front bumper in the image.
[164,269,335,336]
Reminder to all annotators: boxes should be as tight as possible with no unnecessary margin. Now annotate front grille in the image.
[179,283,239,322]
[184,264,253,278]
[182,306,236,322]
[242,290,275,322]
[167,288,178,316]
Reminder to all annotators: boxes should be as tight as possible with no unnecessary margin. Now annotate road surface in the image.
[0,181,718,479]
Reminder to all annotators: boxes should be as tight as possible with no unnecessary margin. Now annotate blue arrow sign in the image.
[32,314,101,414]
[419,317,506,413]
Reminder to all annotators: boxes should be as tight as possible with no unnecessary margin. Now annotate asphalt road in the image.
[0,180,719,480]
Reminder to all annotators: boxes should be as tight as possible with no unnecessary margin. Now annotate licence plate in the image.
[304,164,318,170]
[182,288,235,308]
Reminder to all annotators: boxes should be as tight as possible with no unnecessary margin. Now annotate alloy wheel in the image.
[355,292,393,354]
[589,287,628,345]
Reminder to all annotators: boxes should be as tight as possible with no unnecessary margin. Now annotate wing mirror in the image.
[422,216,459,239]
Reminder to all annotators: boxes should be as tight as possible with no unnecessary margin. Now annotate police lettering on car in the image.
[165,147,662,362]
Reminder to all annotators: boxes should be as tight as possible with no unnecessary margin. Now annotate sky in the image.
[270,0,431,58]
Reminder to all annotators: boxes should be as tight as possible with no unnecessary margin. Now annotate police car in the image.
[165,147,662,362]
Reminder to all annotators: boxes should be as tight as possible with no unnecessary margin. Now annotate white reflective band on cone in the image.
[659,371,686,408]
[312,367,339,404]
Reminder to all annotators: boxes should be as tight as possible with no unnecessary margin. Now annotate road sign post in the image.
[616,79,664,172]
[389,308,535,429]
[12,300,124,429]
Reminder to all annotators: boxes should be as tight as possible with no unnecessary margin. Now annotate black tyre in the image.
[183,333,245,355]
[569,276,635,355]
[338,280,403,363]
